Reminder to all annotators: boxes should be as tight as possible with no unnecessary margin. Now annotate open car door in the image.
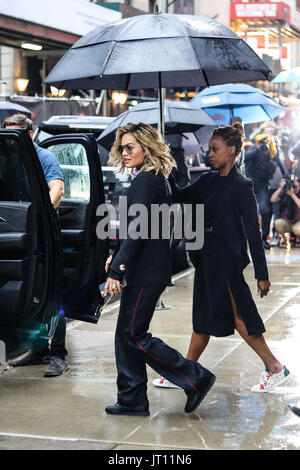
[39,134,108,323]
[0,129,62,359]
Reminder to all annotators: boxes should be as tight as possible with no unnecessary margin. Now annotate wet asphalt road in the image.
[0,247,299,451]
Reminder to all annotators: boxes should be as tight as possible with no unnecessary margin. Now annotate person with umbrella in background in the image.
[103,123,215,416]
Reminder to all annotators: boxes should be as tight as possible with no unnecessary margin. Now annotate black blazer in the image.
[171,166,269,281]
[109,170,172,286]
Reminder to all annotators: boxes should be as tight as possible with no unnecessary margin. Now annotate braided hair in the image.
[211,123,245,157]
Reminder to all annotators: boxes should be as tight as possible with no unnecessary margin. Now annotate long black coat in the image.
[172,165,267,336]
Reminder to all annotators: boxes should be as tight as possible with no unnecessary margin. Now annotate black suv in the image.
[0,123,111,359]
[0,115,190,359]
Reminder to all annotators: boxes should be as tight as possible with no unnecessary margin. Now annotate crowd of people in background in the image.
[182,118,300,251]
[243,120,300,249]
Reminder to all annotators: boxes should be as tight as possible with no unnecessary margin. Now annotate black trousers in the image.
[115,285,209,408]
[32,312,68,359]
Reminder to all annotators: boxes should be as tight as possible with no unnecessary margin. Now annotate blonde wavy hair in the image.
[108,122,176,178]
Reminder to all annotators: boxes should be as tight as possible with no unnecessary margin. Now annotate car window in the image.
[35,130,52,145]
[101,166,131,218]
[47,143,90,201]
[0,137,31,201]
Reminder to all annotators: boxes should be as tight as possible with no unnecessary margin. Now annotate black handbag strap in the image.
[274,154,287,177]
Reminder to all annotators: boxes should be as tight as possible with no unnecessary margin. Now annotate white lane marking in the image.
[0,431,204,450]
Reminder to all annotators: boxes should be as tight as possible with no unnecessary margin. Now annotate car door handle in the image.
[0,217,7,222]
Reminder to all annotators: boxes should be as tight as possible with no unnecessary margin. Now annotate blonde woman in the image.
[104,123,215,416]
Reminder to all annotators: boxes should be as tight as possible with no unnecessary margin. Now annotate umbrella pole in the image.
[158,72,165,140]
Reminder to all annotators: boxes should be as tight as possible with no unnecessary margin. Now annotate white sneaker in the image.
[251,366,291,393]
[152,377,180,389]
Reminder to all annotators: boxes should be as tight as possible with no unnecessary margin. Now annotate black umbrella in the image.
[44,12,272,135]
[98,99,215,149]
[0,101,32,123]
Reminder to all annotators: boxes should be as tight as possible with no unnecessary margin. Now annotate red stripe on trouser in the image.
[130,288,199,393]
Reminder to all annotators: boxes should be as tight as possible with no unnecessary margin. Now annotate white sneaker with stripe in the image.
[251,366,291,393]
[152,377,180,389]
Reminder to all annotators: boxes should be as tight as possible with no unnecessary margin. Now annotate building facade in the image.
[1,1,300,102]
[230,1,300,72]
[99,0,231,25]
[0,0,121,96]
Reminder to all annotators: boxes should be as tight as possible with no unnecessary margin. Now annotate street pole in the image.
[159,0,168,140]
[155,0,174,311]
[161,0,168,13]
[278,26,283,95]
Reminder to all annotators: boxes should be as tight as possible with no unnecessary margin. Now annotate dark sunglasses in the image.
[118,144,141,155]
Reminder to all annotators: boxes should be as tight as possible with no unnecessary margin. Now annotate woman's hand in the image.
[105,255,112,273]
[104,277,121,296]
[257,280,271,298]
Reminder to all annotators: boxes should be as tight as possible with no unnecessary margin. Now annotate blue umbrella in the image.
[191,83,284,125]
[272,67,300,83]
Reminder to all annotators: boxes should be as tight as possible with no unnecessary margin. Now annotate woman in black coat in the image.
[158,123,290,393]
[103,123,215,416]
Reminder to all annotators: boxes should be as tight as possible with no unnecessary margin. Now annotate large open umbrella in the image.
[272,67,300,83]
[98,99,215,149]
[0,101,32,123]
[191,83,284,125]
[44,12,272,136]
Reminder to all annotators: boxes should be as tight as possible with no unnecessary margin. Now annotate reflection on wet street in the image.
[0,247,299,450]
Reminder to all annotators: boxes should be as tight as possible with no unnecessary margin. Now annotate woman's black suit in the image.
[108,170,213,410]
[172,165,268,337]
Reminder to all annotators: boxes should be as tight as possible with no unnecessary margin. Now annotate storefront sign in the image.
[231,1,290,21]
[0,0,121,36]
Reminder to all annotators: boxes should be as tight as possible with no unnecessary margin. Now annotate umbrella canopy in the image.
[191,83,284,125]
[45,13,272,91]
[98,99,215,149]
[272,67,300,83]
[44,12,272,137]
[0,101,32,123]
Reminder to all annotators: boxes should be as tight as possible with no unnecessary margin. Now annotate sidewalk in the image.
[0,248,299,450]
